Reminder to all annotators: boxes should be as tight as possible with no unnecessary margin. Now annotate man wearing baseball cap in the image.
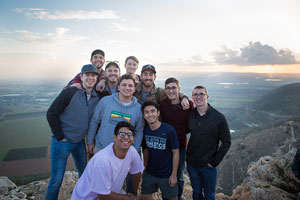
[45,64,101,200]
[66,49,106,88]
[135,64,190,108]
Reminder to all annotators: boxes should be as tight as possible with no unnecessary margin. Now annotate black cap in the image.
[91,49,105,59]
[81,64,99,75]
[141,64,156,73]
[105,61,120,70]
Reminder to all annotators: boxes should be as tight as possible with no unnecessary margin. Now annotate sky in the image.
[0,0,300,80]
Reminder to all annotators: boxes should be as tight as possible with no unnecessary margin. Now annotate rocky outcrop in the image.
[0,171,78,200]
[231,148,300,200]
[218,119,300,195]
[0,171,232,200]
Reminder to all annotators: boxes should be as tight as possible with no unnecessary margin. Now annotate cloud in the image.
[7,27,86,44]
[211,42,299,65]
[161,55,212,67]
[14,8,119,20]
[110,23,139,32]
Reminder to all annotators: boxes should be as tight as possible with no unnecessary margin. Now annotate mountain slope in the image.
[217,117,300,195]
[251,82,300,116]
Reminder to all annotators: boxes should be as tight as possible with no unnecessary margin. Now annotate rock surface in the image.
[1,143,300,199]
[231,148,300,200]
[0,171,78,200]
[218,119,300,195]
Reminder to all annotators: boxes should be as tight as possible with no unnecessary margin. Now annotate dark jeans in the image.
[187,164,217,200]
[45,138,87,200]
[298,192,300,200]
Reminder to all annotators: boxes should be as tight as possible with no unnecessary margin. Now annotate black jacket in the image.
[186,105,231,168]
[292,148,300,180]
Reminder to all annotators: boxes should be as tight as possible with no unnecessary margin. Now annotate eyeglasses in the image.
[165,86,178,91]
[119,131,133,138]
[192,93,206,97]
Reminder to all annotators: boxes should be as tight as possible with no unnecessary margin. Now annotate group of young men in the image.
[45,49,232,200]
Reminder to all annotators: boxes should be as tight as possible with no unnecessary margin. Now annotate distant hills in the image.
[252,82,300,116]
[221,82,300,131]
[217,82,300,195]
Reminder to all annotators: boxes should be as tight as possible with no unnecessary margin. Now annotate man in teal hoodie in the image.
[87,74,144,154]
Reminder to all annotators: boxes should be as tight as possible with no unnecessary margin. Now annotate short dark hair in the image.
[114,121,135,136]
[165,77,179,87]
[91,49,105,59]
[125,56,139,64]
[105,61,120,70]
[141,101,160,114]
[193,85,208,95]
[119,74,136,86]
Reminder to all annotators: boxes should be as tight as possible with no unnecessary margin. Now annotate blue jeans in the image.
[298,192,300,200]
[45,138,87,200]
[187,164,217,200]
[162,148,185,200]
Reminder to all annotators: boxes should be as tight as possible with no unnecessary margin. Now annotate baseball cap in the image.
[105,61,120,70]
[81,64,99,75]
[91,49,105,58]
[141,64,156,73]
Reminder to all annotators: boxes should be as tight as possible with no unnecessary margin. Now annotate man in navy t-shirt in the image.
[141,101,179,200]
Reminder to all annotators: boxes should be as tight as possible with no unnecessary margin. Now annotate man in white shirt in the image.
[71,121,144,200]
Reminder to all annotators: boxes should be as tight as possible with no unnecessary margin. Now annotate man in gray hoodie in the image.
[87,74,144,154]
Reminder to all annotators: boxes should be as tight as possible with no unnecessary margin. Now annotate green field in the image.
[0,116,51,161]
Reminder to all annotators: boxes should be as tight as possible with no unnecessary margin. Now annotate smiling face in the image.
[80,72,98,90]
[106,65,120,84]
[143,105,160,125]
[118,78,135,99]
[141,70,156,88]
[192,88,209,107]
[90,53,105,69]
[165,82,180,103]
[125,58,138,75]
[113,127,134,151]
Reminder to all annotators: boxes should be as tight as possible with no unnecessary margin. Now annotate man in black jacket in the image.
[292,148,300,200]
[186,85,231,200]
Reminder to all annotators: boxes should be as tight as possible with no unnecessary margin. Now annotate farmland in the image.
[0,115,51,161]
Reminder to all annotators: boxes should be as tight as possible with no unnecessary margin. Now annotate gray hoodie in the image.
[87,93,144,152]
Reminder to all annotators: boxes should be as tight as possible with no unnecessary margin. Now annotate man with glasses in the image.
[135,64,190,108]
[160,77,194,200]
[187,86,231,200]
[72,121,144,200]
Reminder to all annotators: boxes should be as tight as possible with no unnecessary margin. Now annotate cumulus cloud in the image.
[14,8,119,20]
[211,42,299,65]
[8,27,86,44]
[110,23,139,32]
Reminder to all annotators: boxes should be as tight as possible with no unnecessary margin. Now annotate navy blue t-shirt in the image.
[144,122,179,178]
